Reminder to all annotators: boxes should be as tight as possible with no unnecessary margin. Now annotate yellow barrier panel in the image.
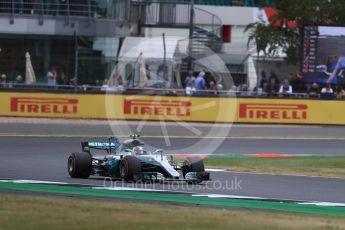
[1,92,345,125]
[104,94,236,122]
[0,92,106,119]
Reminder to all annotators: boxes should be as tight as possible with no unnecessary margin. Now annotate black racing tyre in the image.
[67,152,92,178]
[120,155,141,181]
[182,157,205,178]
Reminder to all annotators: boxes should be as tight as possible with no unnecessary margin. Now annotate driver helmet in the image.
[133,146,146,155]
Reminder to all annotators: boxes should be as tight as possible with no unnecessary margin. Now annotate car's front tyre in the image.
[182,157,205,184]
[120,155,141,181]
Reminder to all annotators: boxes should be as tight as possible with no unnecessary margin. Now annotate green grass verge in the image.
[1,194,345,230]
[204,156,345,178]
[2,182,345,216]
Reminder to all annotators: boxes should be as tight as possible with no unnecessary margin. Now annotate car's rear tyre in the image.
[182,157,205,183]
[67,152,92,178]
[120,156,141,181]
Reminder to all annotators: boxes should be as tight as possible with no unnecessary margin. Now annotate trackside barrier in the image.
[1,92,345,125]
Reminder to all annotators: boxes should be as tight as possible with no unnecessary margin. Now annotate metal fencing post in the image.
[74,30,79,86]
[10,0,14,24]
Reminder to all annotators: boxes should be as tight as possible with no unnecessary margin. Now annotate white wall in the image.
[143,27,189,38]
[221,25,252,56]
[195,5,257,26]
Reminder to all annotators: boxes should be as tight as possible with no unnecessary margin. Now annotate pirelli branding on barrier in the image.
[2,92,345,125]
[10,97,78,114]
[0,93,100,118]
[239,103,308,121]
[123,99,192,117]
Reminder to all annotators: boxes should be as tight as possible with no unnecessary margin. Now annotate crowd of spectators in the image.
[181,69,345,100]
[183,70,223,96]
[100,77,124,92]
[253,70,345,99]
[2,66,345,100]
[46,66,78,86]
[0,73,24,88]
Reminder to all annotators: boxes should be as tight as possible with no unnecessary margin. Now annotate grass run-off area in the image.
[1,195,345,230]
[203,156,345,178]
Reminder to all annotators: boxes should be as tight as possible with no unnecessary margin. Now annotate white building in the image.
[129,0,299,89]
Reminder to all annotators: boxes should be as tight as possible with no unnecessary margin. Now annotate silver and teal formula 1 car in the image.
[67,135,210,183]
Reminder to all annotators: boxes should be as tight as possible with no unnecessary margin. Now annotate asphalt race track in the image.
[1,133,345,203]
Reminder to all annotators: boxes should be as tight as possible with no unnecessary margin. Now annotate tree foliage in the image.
[246,0,345,64]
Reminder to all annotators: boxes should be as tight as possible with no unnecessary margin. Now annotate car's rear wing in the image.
[81,137,121,153]
[81,135,144,153]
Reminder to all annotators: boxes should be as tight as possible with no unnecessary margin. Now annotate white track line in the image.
[92,187,167,192]
[299,202,345,207]
[205,168,226,172]
[193,194,345,207]
[2,180,68,185]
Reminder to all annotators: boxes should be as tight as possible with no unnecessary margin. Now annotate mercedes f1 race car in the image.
[67,135,210,183]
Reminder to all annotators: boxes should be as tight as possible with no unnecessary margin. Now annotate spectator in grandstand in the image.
[184,70,196,88]
[15,75,23,84]
[157,64,168,82]
[185,80,196,96]
[209,81,216,93]
[0,74,7,87]
[335,85,345,99]
[208,81,223,95]
[239,84,251,96]
[321,83,334,94]
[195,71,206,94]
[266,77,279,96]
[100,78,109,91]
[217,83,223,93]
[279,79,293,96]
[308,83,320,98]
[69,77,77,86]
[320,83,335,99]
[268,71,280,86]
[57,70,66,85]
[109,77,124,92]
[260,70,267,91]
[289,73,307,94]
[47,66,57,86]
